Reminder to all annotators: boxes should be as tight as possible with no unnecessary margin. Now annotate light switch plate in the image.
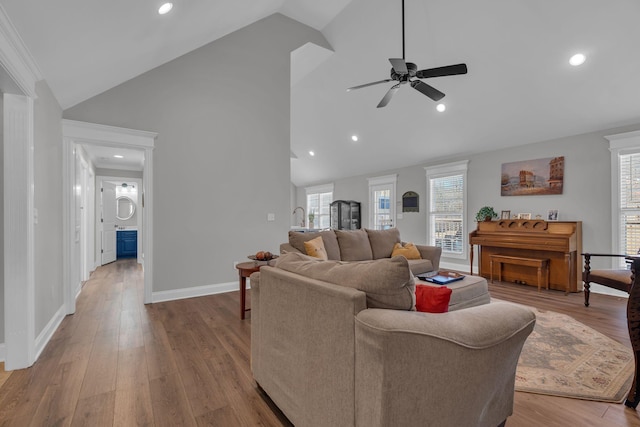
[267,213,275,221]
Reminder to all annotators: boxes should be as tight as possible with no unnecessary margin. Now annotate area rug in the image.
[515,308,634,403]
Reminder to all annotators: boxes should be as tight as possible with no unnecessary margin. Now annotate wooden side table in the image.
[236,261,271,320]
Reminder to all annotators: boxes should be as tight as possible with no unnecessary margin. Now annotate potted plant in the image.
[308,211,315,228]
[475,206,498,222]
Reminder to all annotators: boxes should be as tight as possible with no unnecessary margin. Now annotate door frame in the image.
[62,120,156,311]
[97,176,143,266]
[0,5,41,369]
[367,174,397,230]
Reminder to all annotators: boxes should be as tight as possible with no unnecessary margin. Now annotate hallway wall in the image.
[63,14,332,294]
[33,81,64,337]
[0,94,4,345]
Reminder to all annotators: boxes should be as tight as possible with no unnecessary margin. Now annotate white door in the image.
[370,184,395,229]
[101,181,117,264]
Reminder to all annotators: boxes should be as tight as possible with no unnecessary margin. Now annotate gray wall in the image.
[34,81,64,336]
[0,93,4,344]
[64,14,331,291]
[300,123,640,272]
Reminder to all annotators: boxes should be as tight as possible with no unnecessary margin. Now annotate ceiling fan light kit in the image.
[348,0,468,108]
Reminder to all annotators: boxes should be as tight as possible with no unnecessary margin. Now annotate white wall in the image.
[33,81,64,336]
[64,14,332,293]
[298,123,640,273]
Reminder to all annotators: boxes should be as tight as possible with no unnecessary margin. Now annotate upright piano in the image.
[469,219,582,292]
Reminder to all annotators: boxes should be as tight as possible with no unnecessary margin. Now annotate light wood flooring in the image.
[0,259,639,426]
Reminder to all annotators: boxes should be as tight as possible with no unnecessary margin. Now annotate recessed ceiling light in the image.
[158,2,173,15]
[309,151,315,156]
[351,135,359,142]
[113,155,124,159]
[569,53,586,66]
[436,103,446,112]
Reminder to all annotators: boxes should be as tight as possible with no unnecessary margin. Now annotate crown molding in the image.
[0,4,42,98]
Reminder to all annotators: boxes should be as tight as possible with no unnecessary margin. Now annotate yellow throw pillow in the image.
[304,236,328,260]
[391,242,422,260]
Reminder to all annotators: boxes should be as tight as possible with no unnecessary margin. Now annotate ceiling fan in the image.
[347,0,468,108]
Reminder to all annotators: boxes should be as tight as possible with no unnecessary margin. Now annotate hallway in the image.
[0,259,288,426]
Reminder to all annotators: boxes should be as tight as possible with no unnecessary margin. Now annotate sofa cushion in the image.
[391,242,421,260]
[288,230,341,260]
[304,236,328,260]
[415,284,452,313]
[335,229,373,261]
[366,228,401,259]
[274,252,415,310]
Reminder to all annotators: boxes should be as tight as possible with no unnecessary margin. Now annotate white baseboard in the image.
[0,343,6,363]
[34,304,66,361]
[152,281,238,303]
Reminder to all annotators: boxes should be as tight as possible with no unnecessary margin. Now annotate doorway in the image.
[62,120,156,311]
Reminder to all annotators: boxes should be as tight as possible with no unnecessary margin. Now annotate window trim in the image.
[305,183,334,229]
[425,160,469,260]
[608,130,640,267]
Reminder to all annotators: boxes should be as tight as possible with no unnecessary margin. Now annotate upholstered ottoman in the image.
[417,274,490,311]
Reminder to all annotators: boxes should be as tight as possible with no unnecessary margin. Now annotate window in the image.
[426,161,468,258]
[368,174,397,230]
[609,131,640,266]
[306,183,333,229]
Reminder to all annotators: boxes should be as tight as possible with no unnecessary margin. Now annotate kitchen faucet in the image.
[293,206,306,228]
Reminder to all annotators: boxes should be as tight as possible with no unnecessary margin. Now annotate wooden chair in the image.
[582,253,633,307]
[625,257,640,408]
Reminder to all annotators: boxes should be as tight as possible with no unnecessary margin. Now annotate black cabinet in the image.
[330,200,361,230]
[117,230,137,258]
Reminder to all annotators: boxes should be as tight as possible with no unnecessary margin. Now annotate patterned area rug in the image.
[515,308,634,403]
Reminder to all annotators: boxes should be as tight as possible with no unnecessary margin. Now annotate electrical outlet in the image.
[267,213,275,221]
[233,261,239,269]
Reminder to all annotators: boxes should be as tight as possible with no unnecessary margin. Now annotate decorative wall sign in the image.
[501,156,564,196]
[402,191,419,212]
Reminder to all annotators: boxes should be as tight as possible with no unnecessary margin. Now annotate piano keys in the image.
[469,219,582,292]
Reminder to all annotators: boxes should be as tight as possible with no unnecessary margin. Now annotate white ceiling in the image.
[80,144,145,172]
[3,0,640,186]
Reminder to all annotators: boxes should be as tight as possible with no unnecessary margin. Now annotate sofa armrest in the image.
[415,244,442,270]
[280,242,302,254]
[354,301,535,427]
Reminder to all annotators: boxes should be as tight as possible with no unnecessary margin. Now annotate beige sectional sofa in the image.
[251,252,536,427]
[281,228,441,275]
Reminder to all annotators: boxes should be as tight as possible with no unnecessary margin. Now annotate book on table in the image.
[417,270,465,285]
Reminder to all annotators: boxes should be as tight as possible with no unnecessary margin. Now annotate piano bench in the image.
[490,254,550,292]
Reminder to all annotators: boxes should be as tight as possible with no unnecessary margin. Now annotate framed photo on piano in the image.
[547,209,559,221]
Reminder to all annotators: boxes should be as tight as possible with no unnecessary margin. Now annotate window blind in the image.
[429,174,464,255]
[620,153,640,255]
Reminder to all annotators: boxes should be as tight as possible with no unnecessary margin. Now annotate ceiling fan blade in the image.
[416,63,468,79]
[411,80,445,101]
[389,58,408,75]
[377,84,401,108]
[347,79,393,91]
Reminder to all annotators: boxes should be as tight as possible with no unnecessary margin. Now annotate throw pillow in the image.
[391,242,422,260]
[304,236,328,260]
[415,284,452,313]
[288,230,341,260]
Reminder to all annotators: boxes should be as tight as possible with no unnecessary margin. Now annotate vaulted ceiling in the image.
[3,0,640,186]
